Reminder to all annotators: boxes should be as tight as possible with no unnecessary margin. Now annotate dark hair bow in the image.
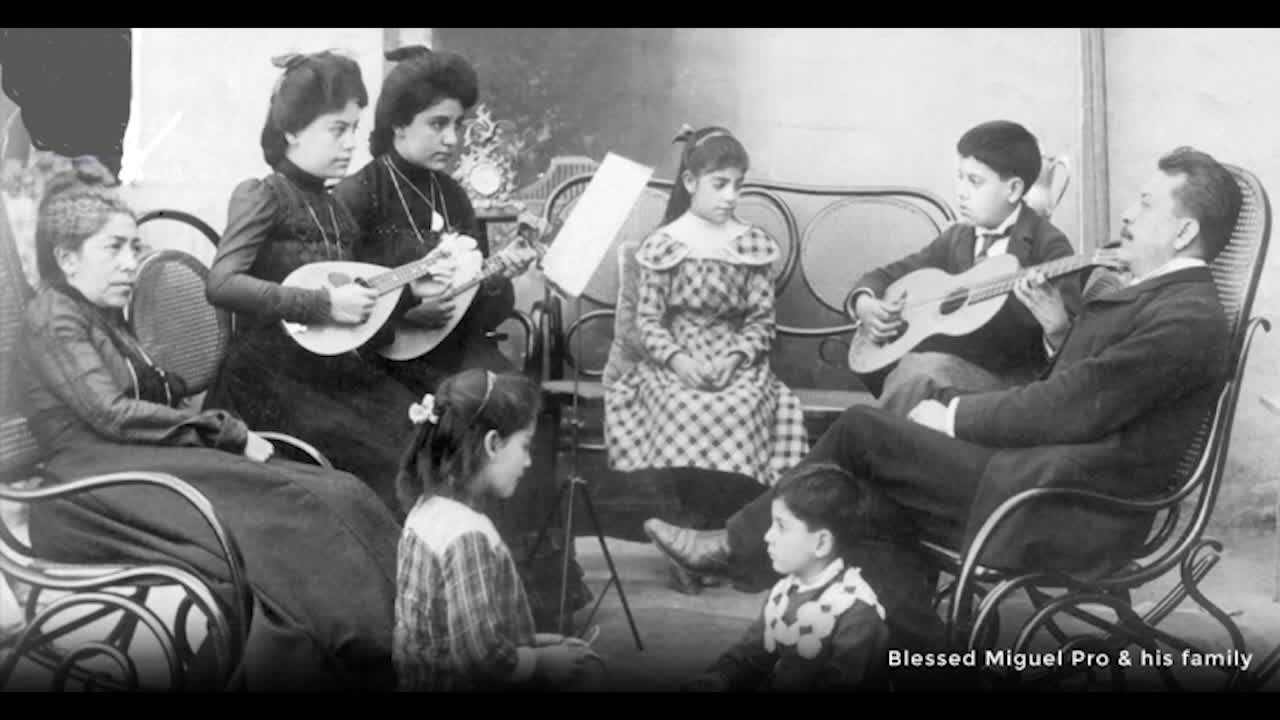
[271,52,308,70]
[672,123,696,144]
[385,44,433,62]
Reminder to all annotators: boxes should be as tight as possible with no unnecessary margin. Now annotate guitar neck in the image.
[969,255,1099,304]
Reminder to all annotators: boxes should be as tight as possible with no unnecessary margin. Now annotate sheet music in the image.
[540,152,654,298]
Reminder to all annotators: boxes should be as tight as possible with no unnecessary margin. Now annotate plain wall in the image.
[662,28,1085,246]
[121,28,385,265]
[1106,27,1280,472]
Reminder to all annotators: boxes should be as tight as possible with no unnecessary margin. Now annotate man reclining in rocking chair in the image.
[645,147,1240,666]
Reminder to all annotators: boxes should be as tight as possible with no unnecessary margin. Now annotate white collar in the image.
[1128,257,1207,287]
[789,557,846,594]
[976,203,1022,238]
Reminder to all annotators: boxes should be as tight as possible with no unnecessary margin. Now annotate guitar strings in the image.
[881,255,1098,312]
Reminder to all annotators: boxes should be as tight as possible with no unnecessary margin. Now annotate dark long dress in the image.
[332,149,516,395]
[21,284,401,691]
[333,152,588,625]
[205,159,418,514]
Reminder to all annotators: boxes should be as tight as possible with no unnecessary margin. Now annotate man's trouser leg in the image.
[724,404,995,654]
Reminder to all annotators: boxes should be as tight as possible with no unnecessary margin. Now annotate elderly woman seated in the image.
[18,160,401,691]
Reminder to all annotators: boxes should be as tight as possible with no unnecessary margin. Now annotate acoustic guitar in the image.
[846,252,1114,374]
[377,213,552,361]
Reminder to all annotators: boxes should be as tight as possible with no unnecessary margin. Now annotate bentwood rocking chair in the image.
[922,164,1272,691]
[0,200,252,691]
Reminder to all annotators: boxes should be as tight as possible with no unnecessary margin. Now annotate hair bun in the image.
[40,156,118,200]
[70,156,118,186]
[672,123,696,144]
[385,44,432,62]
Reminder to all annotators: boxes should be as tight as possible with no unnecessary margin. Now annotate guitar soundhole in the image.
[939,288,969,315]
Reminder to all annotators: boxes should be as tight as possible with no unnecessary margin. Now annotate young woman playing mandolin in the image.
[205,51,417,516]
[333,45,540,396]
[332,46,588,625]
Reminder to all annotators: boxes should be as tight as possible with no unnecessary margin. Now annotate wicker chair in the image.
[922,164,1272,691]
[0,200,251,691]
[126,210,331,466]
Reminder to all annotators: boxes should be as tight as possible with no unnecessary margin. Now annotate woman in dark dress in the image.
[205,52,418,514]
[22,161,400,691]
[333,47,585,624]
[332,45,533,396]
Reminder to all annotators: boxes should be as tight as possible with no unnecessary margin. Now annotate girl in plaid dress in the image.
[392,369,603,691]
[606,126,807,558]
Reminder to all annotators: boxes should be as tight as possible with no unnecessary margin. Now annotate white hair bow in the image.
[408,394,439,425]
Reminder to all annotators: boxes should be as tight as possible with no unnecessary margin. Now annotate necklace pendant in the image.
[431,211,445,233]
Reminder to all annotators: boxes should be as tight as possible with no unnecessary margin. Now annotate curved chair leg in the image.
[3,591,181,691]
[1005,590,1146,690]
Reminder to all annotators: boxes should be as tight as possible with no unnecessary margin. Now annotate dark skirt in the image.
[206,327,417,516]
[30,442,401,691]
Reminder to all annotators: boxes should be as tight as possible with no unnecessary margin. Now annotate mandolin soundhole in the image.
[939,288,969,315]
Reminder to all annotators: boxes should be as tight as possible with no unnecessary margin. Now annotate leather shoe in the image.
[643,518,732,576]
[661,554,703,596]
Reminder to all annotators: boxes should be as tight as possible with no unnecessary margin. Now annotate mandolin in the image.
[278,244,453,356]
[377,212,553,360]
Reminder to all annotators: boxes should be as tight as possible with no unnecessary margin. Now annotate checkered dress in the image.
[393,495,538,691]
[604,225,807,486]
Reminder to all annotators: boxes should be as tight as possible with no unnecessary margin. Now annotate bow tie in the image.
[975,228,1010,259]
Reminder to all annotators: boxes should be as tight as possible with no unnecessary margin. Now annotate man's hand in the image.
[1012,268,1070,346]
[855,293,906,345]
[907,399,951,435]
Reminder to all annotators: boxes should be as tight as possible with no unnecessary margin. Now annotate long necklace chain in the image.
[275,170,343,260]
[304,202,342,261]
[384,156,451,247]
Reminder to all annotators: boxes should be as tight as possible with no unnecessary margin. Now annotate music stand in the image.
[522,154,653,651]
[524,275,643,651]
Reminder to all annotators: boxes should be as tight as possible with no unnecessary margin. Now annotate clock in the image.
[468,162,504,197]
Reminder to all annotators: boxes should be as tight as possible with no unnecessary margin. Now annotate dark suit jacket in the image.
[946,265,1230,573]
[853,204,1082,375]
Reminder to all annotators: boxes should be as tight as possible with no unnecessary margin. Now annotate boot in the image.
[661,554,704,596]
[643,518,732,576]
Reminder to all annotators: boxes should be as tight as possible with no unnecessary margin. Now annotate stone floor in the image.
[576,536,1280,692]
[4,513,1280,692]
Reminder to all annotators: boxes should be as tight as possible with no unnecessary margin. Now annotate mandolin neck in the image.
[365,249,449,296]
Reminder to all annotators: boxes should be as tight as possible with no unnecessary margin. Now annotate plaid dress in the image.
[393,494,538,691]
[605,225,807,486]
